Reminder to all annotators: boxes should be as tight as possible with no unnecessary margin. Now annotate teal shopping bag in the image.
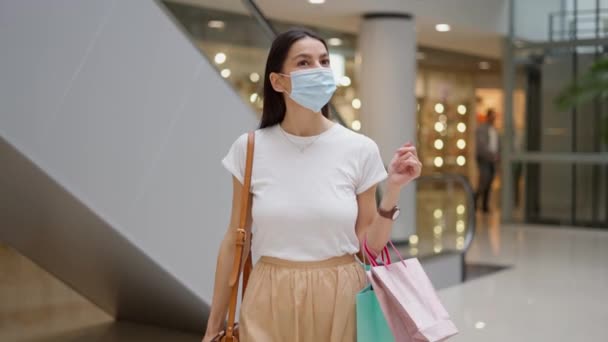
[356,266,395,342]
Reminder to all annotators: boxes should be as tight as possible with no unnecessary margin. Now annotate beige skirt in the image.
[239,254,367,342]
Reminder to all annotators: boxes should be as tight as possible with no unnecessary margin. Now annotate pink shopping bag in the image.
[364,241,458,342]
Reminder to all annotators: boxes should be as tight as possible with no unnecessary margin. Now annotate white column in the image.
[358,13,417,241]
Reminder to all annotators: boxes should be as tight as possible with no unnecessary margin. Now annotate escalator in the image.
[0,0,257,335]
[0,0,476,339]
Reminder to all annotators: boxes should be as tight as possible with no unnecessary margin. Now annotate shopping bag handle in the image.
[363,240,391,266]
[363,240,407,267]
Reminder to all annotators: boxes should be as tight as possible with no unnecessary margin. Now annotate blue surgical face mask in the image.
[281,68,337,112]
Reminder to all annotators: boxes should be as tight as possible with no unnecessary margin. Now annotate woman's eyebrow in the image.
[291,53,329,60]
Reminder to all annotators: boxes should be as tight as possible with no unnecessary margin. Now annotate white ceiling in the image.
[170,0,508,58]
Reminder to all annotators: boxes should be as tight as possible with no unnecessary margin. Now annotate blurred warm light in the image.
[434,122,445,132]
[249,93,258,103]
[457,155,466,166]
[221,69,231,78]
[434,209,443,219]
[434,225,443,235]
[340,76,351,87]
[434,103,445,114]
[434,157,444,167]
[456,240,465,250]
[328,37,343,46]
[409,235,419,245]
[457,139,467,149]
[475,321,486,329]
[208,20,225,29]
[434,139,444,150]
[457,122,467,133]
[457,105,467,115]
[249,72,260,83]
[352,98,361,109]
[436,24,451,32]
[351,120,362,131]
[214,52,227,64]
[457,220,465,233]
[457,204,465,215]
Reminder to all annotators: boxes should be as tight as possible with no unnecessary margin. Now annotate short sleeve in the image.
[221,133,248,184]
[356,137,388,194]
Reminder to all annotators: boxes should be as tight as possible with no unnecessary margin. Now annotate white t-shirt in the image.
[221,123,388,262]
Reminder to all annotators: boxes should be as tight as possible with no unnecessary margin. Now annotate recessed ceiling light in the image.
[475,321,486,330]
[435,24,451,32]
[214,52,227,65]
[308,0,325,4]
[479,61,491,70]
[220,69,231,78]
[207,20,225,29]
[328,38,343,46]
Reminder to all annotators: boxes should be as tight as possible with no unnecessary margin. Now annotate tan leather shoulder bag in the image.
[212,131,255,342]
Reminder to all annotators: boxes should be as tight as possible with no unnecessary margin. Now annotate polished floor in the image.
[2,214,607,341]
[441,214,608,341]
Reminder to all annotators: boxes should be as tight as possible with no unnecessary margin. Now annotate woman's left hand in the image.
[387,142,422,187]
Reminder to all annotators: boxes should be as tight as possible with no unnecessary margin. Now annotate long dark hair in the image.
[260,28,330,129]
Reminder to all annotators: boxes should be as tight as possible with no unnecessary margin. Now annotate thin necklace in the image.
[279,124,328,153]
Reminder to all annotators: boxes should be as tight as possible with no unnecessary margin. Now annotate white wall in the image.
[0,0,256,302]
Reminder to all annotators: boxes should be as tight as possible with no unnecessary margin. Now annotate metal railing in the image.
[416,173,477,253]
[549,8,608,41]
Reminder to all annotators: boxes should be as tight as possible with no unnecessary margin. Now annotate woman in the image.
[202,28,421,342]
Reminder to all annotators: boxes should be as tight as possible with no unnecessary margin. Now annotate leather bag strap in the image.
[225,131,255,339]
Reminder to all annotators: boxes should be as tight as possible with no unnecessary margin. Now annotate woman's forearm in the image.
[204,233,236,336]
[366,182,402,253]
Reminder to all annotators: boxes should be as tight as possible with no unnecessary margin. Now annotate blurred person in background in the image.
[475,108,500,213]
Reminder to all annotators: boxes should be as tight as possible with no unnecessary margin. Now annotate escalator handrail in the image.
[415,173,477,254]
[241,0,278,38]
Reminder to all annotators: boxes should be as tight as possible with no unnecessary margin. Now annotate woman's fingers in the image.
[397,152,420,162]
[397,146,418,157]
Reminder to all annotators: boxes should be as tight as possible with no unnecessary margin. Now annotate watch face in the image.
[392,209,401,221]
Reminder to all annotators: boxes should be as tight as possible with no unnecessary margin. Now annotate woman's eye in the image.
[297,60,309,66]
[321,59,330,66]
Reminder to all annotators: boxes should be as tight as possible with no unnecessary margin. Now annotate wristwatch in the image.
[378,205,401,221]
